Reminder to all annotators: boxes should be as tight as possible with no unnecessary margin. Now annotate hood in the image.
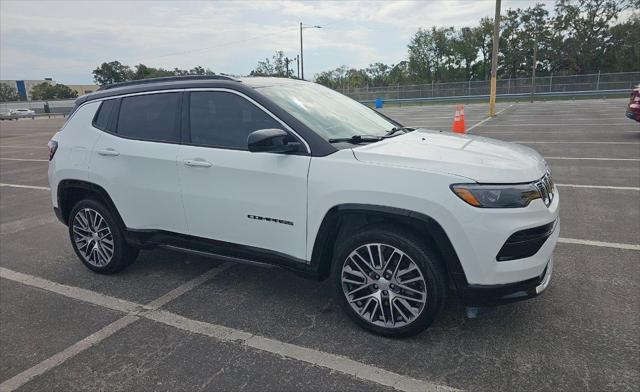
[352,129,547,183]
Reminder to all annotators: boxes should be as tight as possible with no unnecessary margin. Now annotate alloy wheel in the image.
[341,243,427,328]
[72,208,114,267]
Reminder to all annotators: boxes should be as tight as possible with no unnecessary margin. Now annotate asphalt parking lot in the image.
[1,98,639,392]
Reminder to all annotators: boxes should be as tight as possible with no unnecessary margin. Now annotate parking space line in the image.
[0,267,141,313]
[467,104,514,132]
[476,130,640,135]
[144,263,234,310]
[0,183,50,191]
[545,157,640,161]
[514,141,640,144]
[556,183,640,191]
[0,145,47,149]
[144,310,460,392]
[0,263,234,391]
[0,158,49,162]
[481,123,632,127]
[558,237,640,251]
[0,315,140,392]
[0,266,460,392]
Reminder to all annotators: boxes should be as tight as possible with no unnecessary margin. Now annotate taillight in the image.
[48,140,58,161]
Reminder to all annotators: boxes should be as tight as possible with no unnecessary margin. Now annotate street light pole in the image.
[299,22,321,80]
[489,0,501,116]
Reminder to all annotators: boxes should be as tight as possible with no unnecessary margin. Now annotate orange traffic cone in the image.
[452,104,466,133]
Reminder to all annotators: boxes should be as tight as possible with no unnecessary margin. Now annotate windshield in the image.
[256,82,396,140]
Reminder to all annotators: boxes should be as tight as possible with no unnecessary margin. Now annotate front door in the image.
[178,90,310,260]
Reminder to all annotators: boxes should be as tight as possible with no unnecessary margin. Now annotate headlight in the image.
[451,183,542,208]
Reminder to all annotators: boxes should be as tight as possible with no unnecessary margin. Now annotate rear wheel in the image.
[333,225,447,337]
[69,199,138,274]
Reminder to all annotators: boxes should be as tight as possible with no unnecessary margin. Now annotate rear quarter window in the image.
[93,99,118,131]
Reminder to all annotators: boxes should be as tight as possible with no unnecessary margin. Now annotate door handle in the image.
[183,159,212,168]
[97,148,120,157]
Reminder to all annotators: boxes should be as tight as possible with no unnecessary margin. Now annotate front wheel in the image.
[68,199,139,274]
[333,225,447,337]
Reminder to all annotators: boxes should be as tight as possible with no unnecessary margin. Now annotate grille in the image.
[535,172,554,207]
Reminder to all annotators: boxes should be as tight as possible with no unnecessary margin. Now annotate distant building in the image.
[67,84,99,96]
[0,79,98,101]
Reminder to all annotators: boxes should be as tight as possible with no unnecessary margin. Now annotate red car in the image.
[627,85,640,122]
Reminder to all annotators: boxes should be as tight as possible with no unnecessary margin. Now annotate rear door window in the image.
[116,93,181,142]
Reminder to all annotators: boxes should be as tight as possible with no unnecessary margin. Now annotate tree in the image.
[92,61,216,85]
[92,61,133,85]
[0,83,21,102]
[602,12,640,72]
[407,28,436,82]
[30,83,78,100]
[250,51,294,77]
[553,0,629,73]
[474,18,495,80]
[132,64,175,80]
[454,27,481,81]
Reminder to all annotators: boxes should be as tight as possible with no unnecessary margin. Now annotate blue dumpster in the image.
[375,98,383,108]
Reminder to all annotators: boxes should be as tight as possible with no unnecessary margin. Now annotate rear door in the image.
[177,90,311,260]
[90,92,187,233]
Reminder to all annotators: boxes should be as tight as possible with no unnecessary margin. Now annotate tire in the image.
[332,224,447,338]
[68,199,139,274]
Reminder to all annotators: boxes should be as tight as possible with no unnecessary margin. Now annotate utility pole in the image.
[296,55,300,79]
[530,32,537,103]
[300,22,304,80]
[489,0,501,116]
[284,57,292,78]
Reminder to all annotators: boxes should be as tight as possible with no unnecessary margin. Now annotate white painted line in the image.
[556,183,640,191]
[0,266,460,392]
[476,130,640,135]
[558,237,640,251]
[544,157,640,161]
[0,264,233,391]
[0,157,49,162]
[480,123,632,127]
[147,309,460,392]
[514,141,640,145]
[145,263,233,310]
[1,214,57,235]
[0,267,141,313]
[467,104,514,132]
[0,183,50,190]
[0,315,139,392]
[0,145,47,149]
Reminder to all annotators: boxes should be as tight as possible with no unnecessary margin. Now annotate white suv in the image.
[48,76,558,337]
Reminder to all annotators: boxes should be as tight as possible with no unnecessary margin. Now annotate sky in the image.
[1,0,547,84]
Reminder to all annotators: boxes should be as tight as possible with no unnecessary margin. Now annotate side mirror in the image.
[247,128,301,153]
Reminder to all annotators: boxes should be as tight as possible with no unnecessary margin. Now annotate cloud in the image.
[1,0,544,84]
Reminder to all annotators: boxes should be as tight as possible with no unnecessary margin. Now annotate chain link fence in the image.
[336,72,640,103]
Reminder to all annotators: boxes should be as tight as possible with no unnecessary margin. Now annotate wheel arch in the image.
[57,179,126,230]
[310,204,468,289]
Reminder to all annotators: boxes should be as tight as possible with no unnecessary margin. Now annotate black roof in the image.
[97,75,239,91]
[76,75,312,107]
[76,75,246,106]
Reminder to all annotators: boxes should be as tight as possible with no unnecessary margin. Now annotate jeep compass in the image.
[48,76,558,337]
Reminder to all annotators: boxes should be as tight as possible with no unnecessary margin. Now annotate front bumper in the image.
[456,256,553,306]
[626,110,640,122]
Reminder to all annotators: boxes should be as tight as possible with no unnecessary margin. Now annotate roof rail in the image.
[97,75,239,91]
